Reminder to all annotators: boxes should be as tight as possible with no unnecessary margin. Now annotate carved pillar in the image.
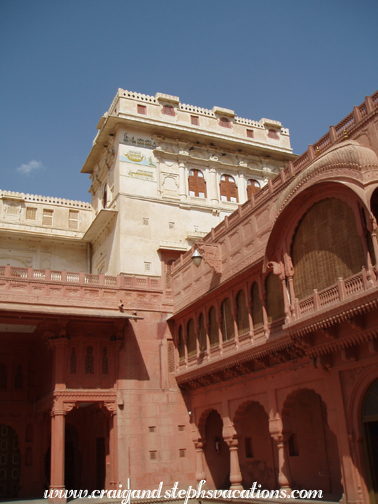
[194,439,207,484]
[370,217,378,268]
[108,408,118,489]
[183,324,188,368]
[204,310,211,361]
[225,437,243,490]
[238,172,247,204]
[260,278,269,337]
[46,328,69,392]
[49,409,66,502]
[231,295,239,348]
[269,417,292,492]
[178,161,187,201]
[216,304,223,354]
[208,165,219,206]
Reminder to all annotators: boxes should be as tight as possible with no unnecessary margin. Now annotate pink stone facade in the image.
[0,91,378,504]
[170,92,378,504]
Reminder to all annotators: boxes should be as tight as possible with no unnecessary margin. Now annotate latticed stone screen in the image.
[208,307,218,347]
[236,289,249,335]
[292,198,365,300]
[187,319,196,356]
[251,282,263,328]
[266,273,285,322]
[168,341,175,373]
[221,297,234,341]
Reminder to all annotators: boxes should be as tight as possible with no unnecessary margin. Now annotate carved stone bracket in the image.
[196,242,222,274]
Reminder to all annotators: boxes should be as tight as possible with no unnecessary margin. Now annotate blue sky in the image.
[1,0,377,202]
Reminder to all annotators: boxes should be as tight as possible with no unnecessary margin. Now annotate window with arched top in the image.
[208,307,219,347]
[220,175,238,203]
[198,313,206,352]
[292,198,366,300]
[236,290,249,336]
[221,298,234,342]
[178,326,185,361]
[188,169,206,198]
[219,117,231,128]
[247,179,261,199]
[251,282,263,328]
[266,272,285,322]
[187,319,196,357]
[162,105,175,116]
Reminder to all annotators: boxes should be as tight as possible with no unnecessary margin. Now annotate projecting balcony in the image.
[0,264,167,318]
[175,267,378,390]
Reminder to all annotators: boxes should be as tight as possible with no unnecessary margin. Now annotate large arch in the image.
[349,367,378,504]
[265,181,371,272]
[234,400,276,490]
[199,409,230,490]
[281,388,342,497]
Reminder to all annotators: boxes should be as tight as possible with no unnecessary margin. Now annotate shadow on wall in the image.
[203,410,230,490]
[282,389,343,499]
[118,322,149,381]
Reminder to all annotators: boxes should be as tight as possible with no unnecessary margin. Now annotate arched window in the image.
[162,105,175,116]
[251,282,263,328]
[187,319,196,357]
[208,307,219,347]
[221,298,234,342]
[178,325,185,361]
[219,117,231,128]
[292,198,366,300]
[266,273,285,322]
[198,313,206,352]
[247,179,260,199]
[220,175,238,203]
[268,129,279,140]
[236,290,249,335]
[188,169,206,198]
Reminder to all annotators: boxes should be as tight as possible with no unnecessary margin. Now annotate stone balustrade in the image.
[0,265,168,312]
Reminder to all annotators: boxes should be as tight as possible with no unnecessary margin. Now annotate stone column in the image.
[108,408,119,489]
[49,409,66,503]
[178,161,187,201]
[238,172,247,204]
[208,165,219,206]
[225,437,243,490]
[269,417,292,492]
[194,440,207,484]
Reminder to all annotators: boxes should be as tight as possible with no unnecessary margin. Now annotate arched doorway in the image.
[362,379,378,504]
[234,401,276,490]
[0,425,20,498]
[281,389,342,497]
[202,410,230,489]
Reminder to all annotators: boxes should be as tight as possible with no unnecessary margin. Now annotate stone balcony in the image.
[0,264,171,318]
[175,268,378,390]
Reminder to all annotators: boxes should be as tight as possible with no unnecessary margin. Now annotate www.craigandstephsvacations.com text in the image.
[44,481,324,501]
